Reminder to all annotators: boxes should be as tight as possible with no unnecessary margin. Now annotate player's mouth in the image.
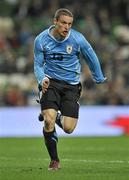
[62,30,68,36]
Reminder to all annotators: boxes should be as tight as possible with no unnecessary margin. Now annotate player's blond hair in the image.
[54,8,73,20]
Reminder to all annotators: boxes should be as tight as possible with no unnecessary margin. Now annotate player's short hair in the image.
[54,8,73,20]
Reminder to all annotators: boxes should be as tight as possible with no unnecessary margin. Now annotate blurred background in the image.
[0,0,129,137]
[0,0,129,106]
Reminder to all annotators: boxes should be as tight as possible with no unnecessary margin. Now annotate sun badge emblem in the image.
[66,45,73,54]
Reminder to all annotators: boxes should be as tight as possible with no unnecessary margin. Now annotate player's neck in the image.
[51,27,65,41]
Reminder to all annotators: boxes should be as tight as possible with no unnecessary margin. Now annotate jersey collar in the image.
[48,25,71,42]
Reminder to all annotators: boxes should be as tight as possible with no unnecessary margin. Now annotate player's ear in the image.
[53,18,58,25]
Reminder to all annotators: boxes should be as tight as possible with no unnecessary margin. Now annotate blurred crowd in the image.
[0,0,129,106]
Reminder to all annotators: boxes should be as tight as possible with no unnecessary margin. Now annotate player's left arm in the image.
[78,33,107,84]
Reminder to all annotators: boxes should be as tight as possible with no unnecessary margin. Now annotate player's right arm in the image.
[34,36,45,85]
[34,36,50,93]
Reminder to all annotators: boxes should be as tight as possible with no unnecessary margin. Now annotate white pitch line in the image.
[0,157,129,164]
[61,159,129,164]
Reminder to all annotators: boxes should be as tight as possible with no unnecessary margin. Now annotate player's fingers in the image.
[42,87,48,93]
[44,81,49,85]
[43,80,49,88]
[43,84,48,90]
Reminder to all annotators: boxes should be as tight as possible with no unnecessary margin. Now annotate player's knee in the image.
[43,111,55,122]
[43,112,55,130]
[62,117,77,134]
[64,127,74,134]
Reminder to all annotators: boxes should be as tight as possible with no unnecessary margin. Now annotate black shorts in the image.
[40,79,82,118]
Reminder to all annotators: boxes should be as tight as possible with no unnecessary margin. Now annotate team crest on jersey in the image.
[66,45,73,54]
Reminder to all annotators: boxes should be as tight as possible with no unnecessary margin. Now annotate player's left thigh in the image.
[63,116,78,134]
[61,101,79,133]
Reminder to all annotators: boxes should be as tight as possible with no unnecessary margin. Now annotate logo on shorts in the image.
[66,45,73,54]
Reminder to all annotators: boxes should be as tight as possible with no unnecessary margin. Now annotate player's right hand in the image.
[42,77,50,93]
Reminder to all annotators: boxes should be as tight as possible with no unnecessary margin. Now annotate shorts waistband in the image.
[50,78,79,86]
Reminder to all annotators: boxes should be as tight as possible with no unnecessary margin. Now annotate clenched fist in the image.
[42,77,50,93]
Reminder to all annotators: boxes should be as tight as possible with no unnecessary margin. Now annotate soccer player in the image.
[34,8,107,170]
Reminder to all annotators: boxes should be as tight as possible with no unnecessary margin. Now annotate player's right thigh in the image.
[40,83,60,132]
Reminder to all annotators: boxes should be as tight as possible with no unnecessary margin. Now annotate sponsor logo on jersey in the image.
[66,45,72,54]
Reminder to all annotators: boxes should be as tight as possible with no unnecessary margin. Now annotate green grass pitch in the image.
[0,136,129,180]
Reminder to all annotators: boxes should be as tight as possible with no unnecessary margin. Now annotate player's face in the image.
[54,15,73,38]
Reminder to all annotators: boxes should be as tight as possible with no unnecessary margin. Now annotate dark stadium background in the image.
[0,1,129,180]
[0,0,129,136]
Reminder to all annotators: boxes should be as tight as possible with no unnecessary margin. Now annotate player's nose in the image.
[65,24,69,29]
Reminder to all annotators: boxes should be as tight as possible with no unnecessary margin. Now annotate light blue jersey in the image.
[34,25,105,85]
